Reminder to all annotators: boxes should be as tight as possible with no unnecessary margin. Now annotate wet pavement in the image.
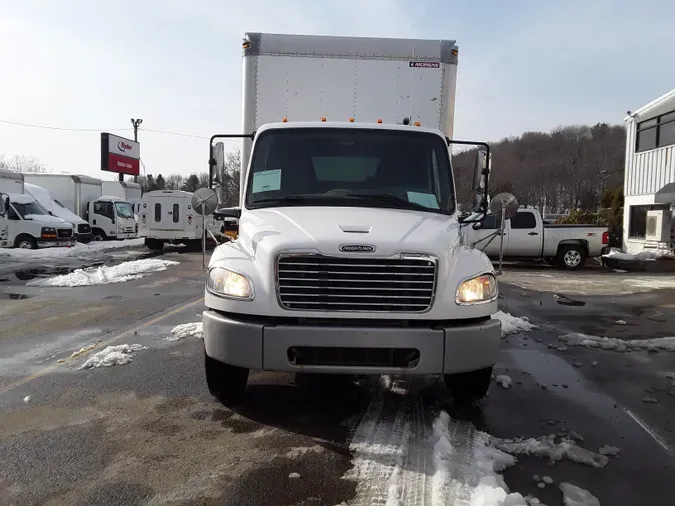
[0,258,674,505]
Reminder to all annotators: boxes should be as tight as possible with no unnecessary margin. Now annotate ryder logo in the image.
[117,141,133,152]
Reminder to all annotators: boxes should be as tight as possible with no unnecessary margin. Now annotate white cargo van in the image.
[139,190,214,250]
[202,33,498,404]
[22,174,137,241]
[0,169,75,249]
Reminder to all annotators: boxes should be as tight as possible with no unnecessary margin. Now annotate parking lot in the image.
[1,246,674,505]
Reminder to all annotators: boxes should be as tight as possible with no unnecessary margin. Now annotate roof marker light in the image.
[414,121,421,127]
[349,117,355,122]
[376,119,383,124]
[282,117,288,122]
[320,116,327,122]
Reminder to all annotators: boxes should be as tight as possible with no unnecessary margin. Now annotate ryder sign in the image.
[101,133,140,176]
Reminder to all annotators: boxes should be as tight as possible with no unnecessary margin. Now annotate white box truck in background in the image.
[0,169,76,249]
[102,180,142,215]
[23,183,92,243]
[23,174,137,241]
[139,190,215,250]
[203,33,498,404]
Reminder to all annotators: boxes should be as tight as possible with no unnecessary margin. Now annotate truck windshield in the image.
[245,128,455,215]
[13,201,49,219]
[114,202,135,219]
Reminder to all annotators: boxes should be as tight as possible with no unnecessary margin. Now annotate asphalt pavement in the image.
[0,251,674,505]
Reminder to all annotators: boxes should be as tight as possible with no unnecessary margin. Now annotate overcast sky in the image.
[1,0,673,179]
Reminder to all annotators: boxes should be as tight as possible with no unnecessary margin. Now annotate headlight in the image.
[456,273,497,304]
[207,267,253,299]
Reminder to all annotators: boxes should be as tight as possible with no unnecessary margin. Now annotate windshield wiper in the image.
[344,193,432,212]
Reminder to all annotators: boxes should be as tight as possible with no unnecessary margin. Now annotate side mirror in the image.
[472,221,482,230]
[471,193,486,213]
[48,211,54,216]
[1,196,8,216]
[472,150,489,192]
[214,206,241,220]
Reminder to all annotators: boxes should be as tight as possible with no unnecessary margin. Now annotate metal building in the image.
[623,89,675,254]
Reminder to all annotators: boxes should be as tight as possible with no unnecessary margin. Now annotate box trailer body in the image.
[238,32,458,203]
[22,174,137,241]
[0,170,75,249]
[102,181,142,214]
[139,190,216,250]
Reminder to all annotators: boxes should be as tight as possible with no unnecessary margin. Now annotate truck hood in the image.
[238,206,461,258]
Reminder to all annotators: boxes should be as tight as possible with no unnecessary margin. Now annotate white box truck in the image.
[139,190,215,250]
[102,180,142,215]
[203,33,497,404]
[22,174,137,241]
[23,183,92,243]
[0,169,76,249]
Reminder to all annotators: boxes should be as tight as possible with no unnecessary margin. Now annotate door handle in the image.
[528,231,539,236]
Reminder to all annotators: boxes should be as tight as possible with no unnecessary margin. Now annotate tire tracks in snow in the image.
[344,376,482,506]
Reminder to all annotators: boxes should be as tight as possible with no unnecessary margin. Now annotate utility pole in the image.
[130,118,143,183]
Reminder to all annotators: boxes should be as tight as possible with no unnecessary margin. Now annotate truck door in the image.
[471,214,503,258]
[506,210,542,257]
[92,201,115,235]
[152,199,184,231]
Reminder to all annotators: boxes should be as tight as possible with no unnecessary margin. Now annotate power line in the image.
[142,128,241,143]
[0,119,133,132]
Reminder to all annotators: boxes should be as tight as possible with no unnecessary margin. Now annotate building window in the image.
[629,206,647,238]
[628,204,670,238]
[636,110,675,152]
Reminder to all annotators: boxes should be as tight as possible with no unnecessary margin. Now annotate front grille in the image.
[288,346,420,368]
[77,223,91,234]
[57,228,73,238]
[276,254,437,312]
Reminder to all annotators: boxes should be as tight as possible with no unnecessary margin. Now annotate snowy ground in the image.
[1,256,674,505]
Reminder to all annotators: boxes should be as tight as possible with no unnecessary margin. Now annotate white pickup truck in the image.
[465,208,609,269]
[202,32,503,405]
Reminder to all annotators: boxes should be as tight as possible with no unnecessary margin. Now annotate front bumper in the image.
[37,238,75,248]
[203,310,501,375]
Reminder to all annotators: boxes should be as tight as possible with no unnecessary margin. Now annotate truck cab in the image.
[203,121,498,403]
[1,193,75,249]
[88,196,137,241]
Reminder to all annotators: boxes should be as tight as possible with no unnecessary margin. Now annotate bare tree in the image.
[0,154,49,173]
[219,149,241,207]
[165,173,184,190]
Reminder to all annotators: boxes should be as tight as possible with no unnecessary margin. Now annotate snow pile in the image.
[1,238,144,259]
[491,434,609,469]
[603,247,674,261]
[27,258,179,287]
[559,333,675,353]
[496,375,513,389]
[79,344,148,369]
[167,322,203,341]
[559,482,601,506]
[432,412,527,506]
[492,311,537,336]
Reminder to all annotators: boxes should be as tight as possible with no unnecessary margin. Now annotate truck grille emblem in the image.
[339,244,376,253]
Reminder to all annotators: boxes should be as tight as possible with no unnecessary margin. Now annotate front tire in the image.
[444,366,493,405]
[557,244,586,270]
[145,238,164,251]
[14,235,37,249]
[92,229,106,242]
[204,352,248,402]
